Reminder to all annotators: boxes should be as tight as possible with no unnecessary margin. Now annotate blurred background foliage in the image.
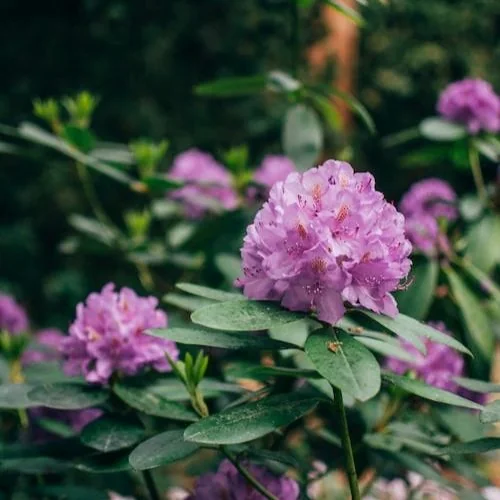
[1,0,499,327]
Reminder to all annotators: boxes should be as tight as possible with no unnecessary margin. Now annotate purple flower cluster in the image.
[0,293,28,335]
[385,322,464,392]
[236,160,412,324]
[169,149,238,219]
[61,283,178,384]
[187,459,300,500]
[254,155,296,192]
[399,178,457,256]
[437,78,500,134]
[22,329,102,441]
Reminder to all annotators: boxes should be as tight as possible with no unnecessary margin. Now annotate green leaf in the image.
[383,373,483,410]
[176,283,244,302]
[69,214,118,246]
[215,253,242,284]
[37,418,75,438]
[141,175,184,192]
[163,293,215,312]
[305,328,381,401]
[465,215,500,274]
[360,310,471,356]
[191,300,304,331]
[322,0,364,25]
[441,438,500,455]
[28,383,108,410]
[61,125,96,153]
[453,376,500,394]
[480,401,500,424]
[308,92,342,132]
[327,87,375,134]
[474,137,500,162]
[113,380,199,422]
[444,267,494,359]
[129,429,199,470]
[147,327,296,350]
[390,451,443,483]
[75,452,131,474]
[18,122,133,184]
[195,75,268,97]
[394,258,439,320]
[267,70,301,93]
[354,336,415,363]
[81,415,145,452]
[282,104,323,171]
[269,319,310,348]
[184,393,320,445]
[0,384,37,409]
[419,117,467,141]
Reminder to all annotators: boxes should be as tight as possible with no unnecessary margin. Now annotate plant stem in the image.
[222,448,279,500]
[332,386,360,500]
[76,161,113,227]
[468,144,488,206]
[142,470,160,500]
[290,0,300,77]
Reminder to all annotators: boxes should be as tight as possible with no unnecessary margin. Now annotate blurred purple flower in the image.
[236,160,412,324]
[169,148,239,219]
[61,283,178,384]
[22,328,64,364]
[254,155,296,192]
[385,322,464,392]
[0,293,28,335]
[399,178,457,256]
[437,78,500,134]
[187,459,300,500]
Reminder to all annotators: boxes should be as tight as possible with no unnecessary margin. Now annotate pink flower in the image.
[0,293,28,335]
[437,78,500,134]
[187,459,300,500]
[22,328,64,364]
[169,149,239,219]
[236,160,412,324]
[61,283,178,384]
[399,178,457,256]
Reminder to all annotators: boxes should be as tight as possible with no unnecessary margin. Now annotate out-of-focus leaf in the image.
[355,336,415,363]
[479,400,500,424]
[176,283,244,302]
[61,125,96,153]
[68,214,119,246]
[474,137,500,162]
[441,438,500,455]
[453,376,500,394]
[195,75,268,97]
[282,104,323,171]
[28,383,108,410]
[419,117,466,141]
[0,384,37,409]
[267,70,301,93]
[141,175,184,192]
[465,214,500,274]
[394,258,439,320]
[444,267,494,360]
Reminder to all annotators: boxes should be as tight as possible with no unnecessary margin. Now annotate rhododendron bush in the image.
[1,4,500,500]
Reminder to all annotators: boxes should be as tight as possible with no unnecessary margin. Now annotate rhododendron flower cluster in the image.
[399,178,457,256]
[385,322,463,391]
[437,78,500,134]
[254,155,296,192]
[236,160,412,324]
[0,293,28,335]
[186,459,300,499]
[169,148,239,219]
[61,283,178,384]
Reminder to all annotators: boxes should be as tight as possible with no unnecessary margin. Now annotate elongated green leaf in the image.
[360,311,470,355]
[112,381,198,422]
[81,415,145,452]
[390,451,443,483]
[383,373,483,410]
[394,258,439,320]
[129,429,199,470]
[419,117,466,141]
[480,401,500,424]
[163,293,215,312]
[191,300,304,331]
[444,267,494,359]
[441,438,500,455]
[147,327,295,350]
[458,258,500,305]
[355,336,415,363]
[75,452,131,474]
[322,0,364,25]
[176,283,244,302]
[28,383,108,410]
[18,122,133,184]
[465,214,500,274]
[305,328,381,401]
[184,393,320,445]
[282,104,323,171]
[141,175,184,192]
[69,214,118,246]
[453,376,500,394]
[0,384,37,409]
[195,75,268,97]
